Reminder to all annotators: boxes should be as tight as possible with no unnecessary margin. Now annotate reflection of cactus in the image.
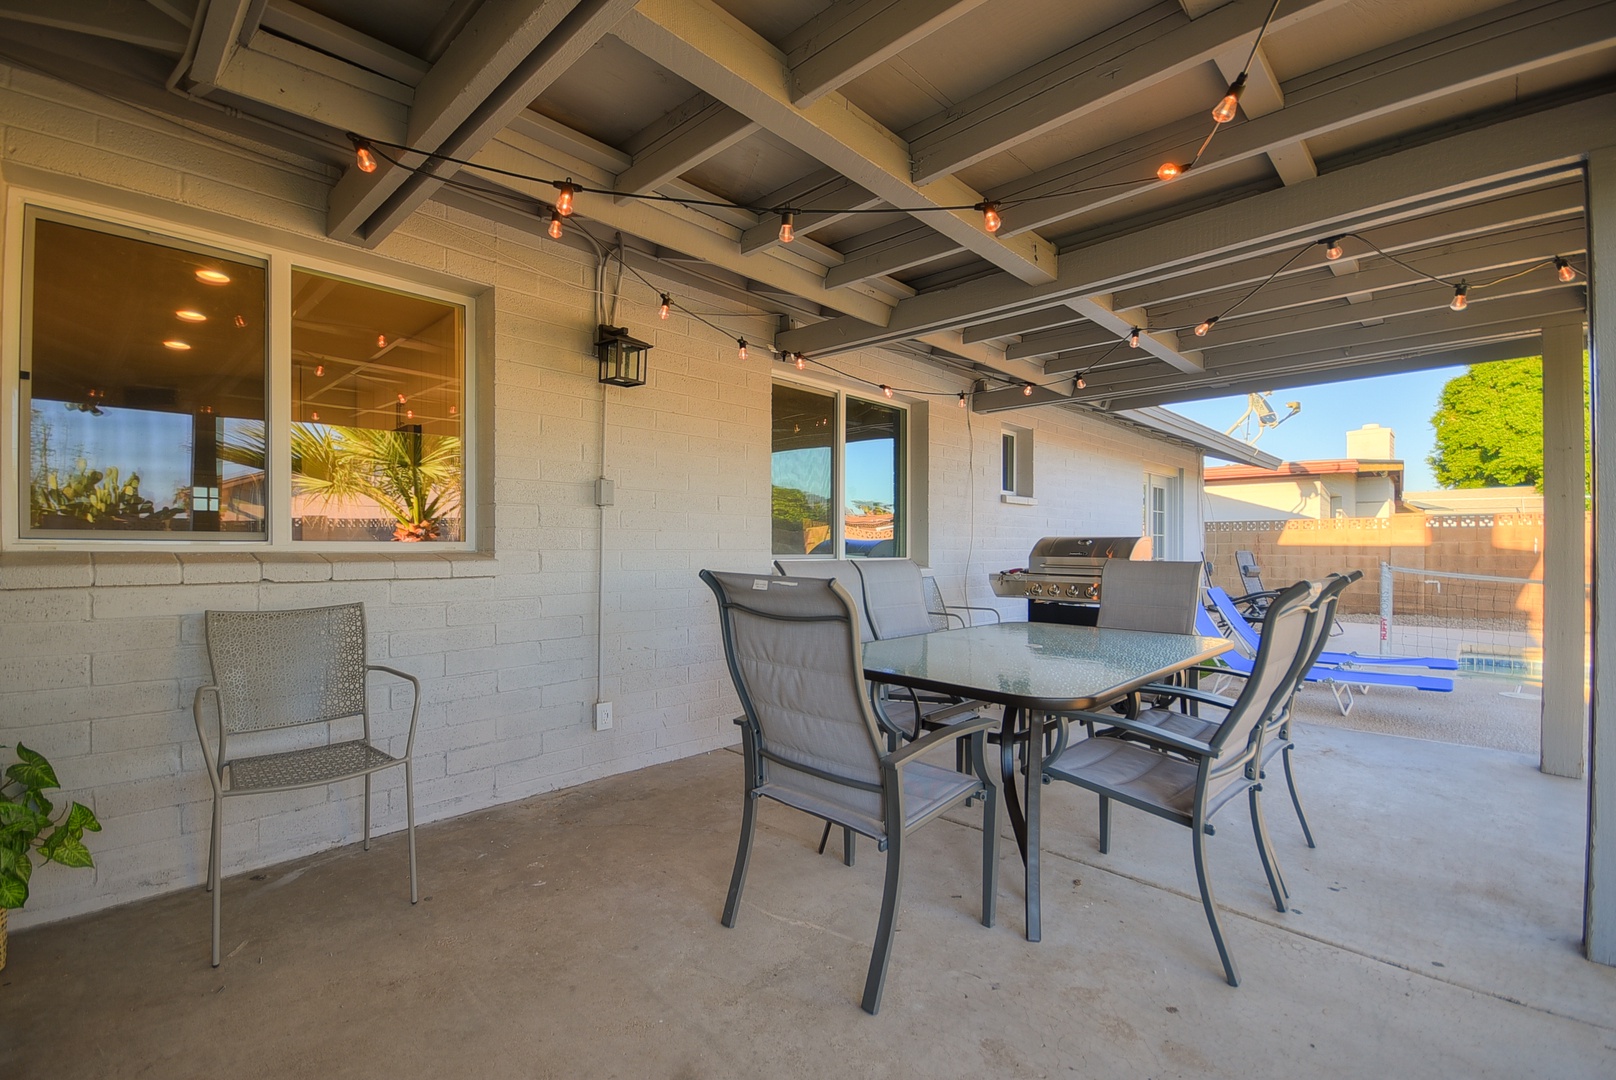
[30,460,178,527]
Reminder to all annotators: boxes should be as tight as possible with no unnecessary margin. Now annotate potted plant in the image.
[0,743,101,969]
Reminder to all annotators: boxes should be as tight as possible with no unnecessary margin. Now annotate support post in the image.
[1542,320,1589,779]
[1585,146,1616,964]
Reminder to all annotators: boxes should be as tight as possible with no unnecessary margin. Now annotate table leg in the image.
[999,705,1027,857]
[1024,711,1043,943]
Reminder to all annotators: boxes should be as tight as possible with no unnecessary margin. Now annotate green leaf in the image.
[6,742,59,791]
[65,801,101,833]
[43,836,92,869]
[0,871,29,909]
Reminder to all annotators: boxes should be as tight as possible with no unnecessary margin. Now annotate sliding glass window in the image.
[771,381,905,559]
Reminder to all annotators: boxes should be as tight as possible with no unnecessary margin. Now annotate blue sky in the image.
[1164,366,1469,490]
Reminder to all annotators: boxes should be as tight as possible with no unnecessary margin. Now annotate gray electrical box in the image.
[595,477,615,506]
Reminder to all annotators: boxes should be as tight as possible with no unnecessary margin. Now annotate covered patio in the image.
[5,712,1611,1076]
[1,0,1614,1074]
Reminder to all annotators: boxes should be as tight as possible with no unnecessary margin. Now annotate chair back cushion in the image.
[204,604,369,733]
[854,559,935,639]
[774,559,876,642]
[1098,560,1203,634]
[703,570,884,822]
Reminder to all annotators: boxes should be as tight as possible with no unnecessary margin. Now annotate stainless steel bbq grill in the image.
[990,536,1153,624]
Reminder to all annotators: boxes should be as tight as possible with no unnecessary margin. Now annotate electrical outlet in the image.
[593,700,614,731]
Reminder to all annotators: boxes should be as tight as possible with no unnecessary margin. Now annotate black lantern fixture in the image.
[596,324,651,387]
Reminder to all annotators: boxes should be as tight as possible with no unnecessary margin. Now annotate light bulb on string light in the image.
[1449,283,1468,311]
[882,385,894,399]
[1556,257,1576,282]
[315,364,324,377]
[311,411,320,422]
[976,201,1002,234]
[548,209,564,239]
[1157,161,1186,182]
[1127,327,1140,349]
[659,294,671,320]
[554,181,576,216]
[397,393,407,404]
[1023,382,1034,397]
[377,334,387,348]
[351,137,378,174]
[737,339,747,362]
[1323,236,1345,260]
[795,353,806,371]
[1194,316,1218,337]
[1075,374,1087,390]
[778,210,796,243]
[958,392,967,408]
[1212,73,1247,123]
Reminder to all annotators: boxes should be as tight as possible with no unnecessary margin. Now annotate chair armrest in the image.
[952,604,1002,624]
[929,608,968,628]
[191,685,224,795]
[366,664,422,758]
[883,713,998,769]
[1096,714,1215,758]
[1136,684,1239,711]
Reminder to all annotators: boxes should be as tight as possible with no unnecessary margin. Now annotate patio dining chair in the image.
[921,573,1001,630]
[1040,579,1323,986]
[192,603,420,967]
[1206,582,1457,671]
[700,569,1000,1014]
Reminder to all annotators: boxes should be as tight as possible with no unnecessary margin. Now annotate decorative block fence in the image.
[1203,514,1574,620]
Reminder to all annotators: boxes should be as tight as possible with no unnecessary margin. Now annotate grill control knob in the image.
[1066,583,1081,598]
[1027,582,1043,596]
[1085,584,1100,599]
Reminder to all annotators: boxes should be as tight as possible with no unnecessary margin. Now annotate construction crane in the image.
[1225,391,1301,445]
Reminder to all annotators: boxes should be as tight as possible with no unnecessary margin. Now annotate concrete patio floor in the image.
[3,720,1613,1079]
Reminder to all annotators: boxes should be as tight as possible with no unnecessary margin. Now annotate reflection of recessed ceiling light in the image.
[195,269,230,285]
[175,310,207,322]
[163,340,192,350]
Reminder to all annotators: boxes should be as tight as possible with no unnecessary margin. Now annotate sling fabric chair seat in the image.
[1207,583,1457,670]
[193,603,420,967]
[1042,579,1325,986]
[701,569,999,1014]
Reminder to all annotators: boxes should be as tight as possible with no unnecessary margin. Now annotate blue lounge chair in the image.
[1207,586,1458,671]
[1194,604,1453,715]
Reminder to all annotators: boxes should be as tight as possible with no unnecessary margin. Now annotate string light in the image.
[1323,236,1345,260]
[1212,74,1247,123]
[977,201,1002,234]
[659,293,671,319]
[1194,316,1218,337]
[1556,257,1576,282]
[1127,327,1140,348]
[778,210,796,244]
[377,334,387,348]
[958,392,967,408]
[795,353,806,370]
[882,385,894,398]
[311,411,319,421]
[554,181,576,216]
[1075,374,1087,390]
[1157,161,1186,182]
[1023,382,1033,396]
[548,209,564,239]
[397,393,407,404]
[1449,283,1468,311]
[351,136,378,173]
[315,364,324,376]
[737,339,747,361]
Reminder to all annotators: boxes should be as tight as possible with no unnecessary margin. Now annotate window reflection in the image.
[24,215,266,537]
[287,271,465,542]
[844,396,903,559]
[771,384,834,555]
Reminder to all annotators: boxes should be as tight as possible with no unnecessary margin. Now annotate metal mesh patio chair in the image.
[700,569,1000,1014]
[193,603,420,967]
[1041,579,1323,986]
[921,573,1001,630]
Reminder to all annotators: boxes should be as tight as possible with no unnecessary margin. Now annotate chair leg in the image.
[722,793,759,928]
[818,820,832,854]
[1249,785,1288,912]
[843,827,856,867]
[210,795,222,968]
[1192,820,1239,986]
[363,773,373,852]
[1282,745,1317,848]
[979,780,999,929]
[861,829,906,1015]
[404,761,418,905]
[1098,796,1111,854]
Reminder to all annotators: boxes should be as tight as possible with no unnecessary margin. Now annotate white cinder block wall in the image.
[0,63,1202,927]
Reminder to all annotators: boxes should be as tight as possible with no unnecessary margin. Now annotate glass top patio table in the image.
[864,621,1231,942]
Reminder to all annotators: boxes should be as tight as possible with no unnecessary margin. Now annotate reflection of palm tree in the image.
[223,423,461,541]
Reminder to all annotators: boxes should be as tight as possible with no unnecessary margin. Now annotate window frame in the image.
[771,373,909,560]
[2,193,480,553]
[1144,471,1180,560]
[999,421,1034,501]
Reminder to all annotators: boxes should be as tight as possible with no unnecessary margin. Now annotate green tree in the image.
[1427,356,1589,492]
